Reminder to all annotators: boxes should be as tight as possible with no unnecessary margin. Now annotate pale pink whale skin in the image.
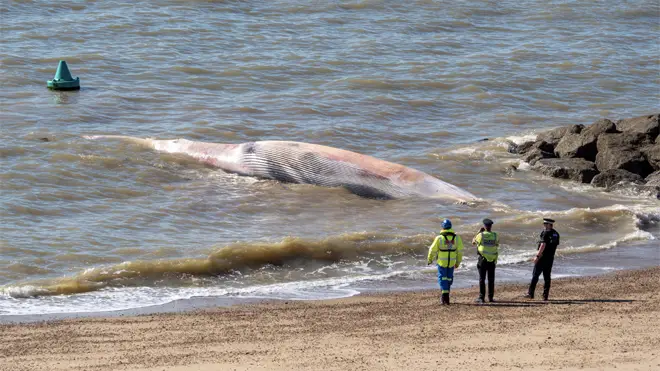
[85,135,478,201]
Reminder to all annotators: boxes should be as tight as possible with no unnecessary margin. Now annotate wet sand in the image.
[1,267,659,371]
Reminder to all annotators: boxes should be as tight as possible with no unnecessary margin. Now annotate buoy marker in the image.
[47,60,80,90]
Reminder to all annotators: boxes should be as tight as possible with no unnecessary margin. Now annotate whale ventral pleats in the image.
[84,136,476,200]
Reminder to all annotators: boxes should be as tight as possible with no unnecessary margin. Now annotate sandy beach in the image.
[1,267,659,371]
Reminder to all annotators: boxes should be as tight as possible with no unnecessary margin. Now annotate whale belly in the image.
[241,142,405,199]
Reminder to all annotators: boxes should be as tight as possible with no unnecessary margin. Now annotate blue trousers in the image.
[437,266,454,294]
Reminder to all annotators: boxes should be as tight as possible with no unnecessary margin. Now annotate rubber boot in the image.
[442,293,450,305]
[543,288,550,301]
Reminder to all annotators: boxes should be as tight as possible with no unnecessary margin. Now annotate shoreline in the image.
[1,239,657,324]
[1,266,659,371]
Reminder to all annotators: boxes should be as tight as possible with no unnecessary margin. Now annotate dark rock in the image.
[39,137,49,142]
[523,148,556,165]
[598,149,652,177]
[536,124,584,147]
[514,141,535,154]
[554,133,598,160]
[645,170,660,187]
[507,140,534,154]
[584,118,619,137]
[616,114,659,141]
[516,140,555,156]
[569,125,584,134]
[590,169,644,188]
[505,164,517,176]
[554,119,617,161]
[537,128,567,146]
[596,133,654,178]
[642,142,660,171]
[534,140,555,153]
[532,158,599,183]
[598,131,652,147]
[505,140,517,154]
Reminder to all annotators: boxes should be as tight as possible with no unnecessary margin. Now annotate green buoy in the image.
[47,60,80,90]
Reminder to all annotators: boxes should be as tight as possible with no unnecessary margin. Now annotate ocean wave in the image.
[491,204,658,232]
[2,203,656,300]
[442,133,539,162]
[0,232,432,298]
[504,133,539,145]
[0,272,401,316]
[560,230,655,254]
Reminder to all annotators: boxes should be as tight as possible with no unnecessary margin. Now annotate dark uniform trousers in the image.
[528,255,555,299]
[477,255,495,300]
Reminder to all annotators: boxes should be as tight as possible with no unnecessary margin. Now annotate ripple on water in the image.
[1,0,659,315]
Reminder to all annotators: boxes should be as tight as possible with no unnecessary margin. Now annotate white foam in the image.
[2,201,657,316]
[504,133,538,145]
[562,230,655,252]
[549,176,660,202]
[532,204,639,216]
[0,226,652,316]
[1,285,51,299]
[445,146,500,162]
[557,182,601,194]
[0,270,411,316]
[447,147,479,155]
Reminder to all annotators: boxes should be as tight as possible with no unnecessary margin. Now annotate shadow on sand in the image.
[455,298,636,308]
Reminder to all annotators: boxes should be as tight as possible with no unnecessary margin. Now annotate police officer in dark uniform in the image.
[524,218,560,300]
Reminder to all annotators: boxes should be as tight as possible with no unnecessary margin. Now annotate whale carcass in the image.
[85,135,477,201]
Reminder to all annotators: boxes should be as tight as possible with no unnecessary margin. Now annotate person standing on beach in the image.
[472,218,499,303]
[525,218,560,300]
[427,219,464,305]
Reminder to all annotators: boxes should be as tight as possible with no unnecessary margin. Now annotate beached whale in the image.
[84,135,477,201]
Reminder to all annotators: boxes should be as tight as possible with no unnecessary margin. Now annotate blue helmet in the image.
[441,219,452,229]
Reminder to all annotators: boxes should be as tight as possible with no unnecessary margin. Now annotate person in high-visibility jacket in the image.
[427,219,464,305]
[472,218,499,303]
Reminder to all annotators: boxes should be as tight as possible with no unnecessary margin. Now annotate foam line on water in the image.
[0,270,409,316]
[1,225,655,316]
[504,133,539,145]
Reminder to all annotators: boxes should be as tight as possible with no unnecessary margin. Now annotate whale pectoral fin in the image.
[264,159,299,184]
[343,184,393,200]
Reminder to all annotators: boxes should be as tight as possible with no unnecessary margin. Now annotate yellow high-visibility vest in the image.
[428,229,464,268]
[474,231,499,263]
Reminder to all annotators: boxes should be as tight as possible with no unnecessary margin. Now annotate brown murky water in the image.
[1,0,658,315]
